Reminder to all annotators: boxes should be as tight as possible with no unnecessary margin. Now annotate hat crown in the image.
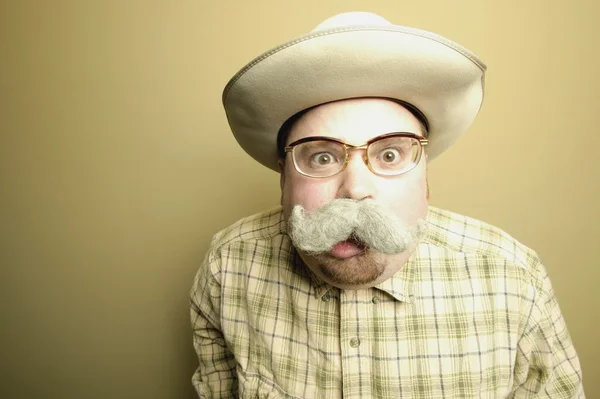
[312,12,392,32]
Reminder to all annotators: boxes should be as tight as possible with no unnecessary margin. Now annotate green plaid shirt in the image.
[190,206,584,398]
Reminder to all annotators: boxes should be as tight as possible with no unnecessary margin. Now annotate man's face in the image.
[280,98,429,289]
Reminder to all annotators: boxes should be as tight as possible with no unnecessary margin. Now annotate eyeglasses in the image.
[284,133,428,178]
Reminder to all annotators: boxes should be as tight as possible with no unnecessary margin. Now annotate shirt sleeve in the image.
[190,241,238,398]
[510,263,584,398]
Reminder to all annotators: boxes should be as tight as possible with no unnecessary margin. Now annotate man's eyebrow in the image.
[290,132,426,146]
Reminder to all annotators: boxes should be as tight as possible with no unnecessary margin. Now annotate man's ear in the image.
[278,159,285,190]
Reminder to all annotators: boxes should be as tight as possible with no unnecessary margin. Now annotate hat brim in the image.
[223,25,486,171]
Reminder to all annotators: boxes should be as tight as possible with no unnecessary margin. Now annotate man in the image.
[190,12,584,398]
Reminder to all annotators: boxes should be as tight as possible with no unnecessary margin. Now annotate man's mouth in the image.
[330,237,366,259]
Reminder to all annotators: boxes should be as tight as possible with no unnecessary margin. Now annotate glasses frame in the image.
[284,132,429,178]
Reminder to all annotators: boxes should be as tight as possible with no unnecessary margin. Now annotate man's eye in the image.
[310,152,336,166]
[380,148,402,163]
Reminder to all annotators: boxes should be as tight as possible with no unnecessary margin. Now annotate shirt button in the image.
[349,337,361,348]
[322,294,330,302]
[372,296,380,304]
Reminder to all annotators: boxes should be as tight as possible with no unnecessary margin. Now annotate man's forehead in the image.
[287,98,425,144]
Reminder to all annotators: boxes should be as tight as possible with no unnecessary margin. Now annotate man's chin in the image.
[309,250,385,287]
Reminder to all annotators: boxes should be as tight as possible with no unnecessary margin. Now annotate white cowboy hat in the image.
[222,12,486,171]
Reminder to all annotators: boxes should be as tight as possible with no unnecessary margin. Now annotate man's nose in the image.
[336,153,377,200]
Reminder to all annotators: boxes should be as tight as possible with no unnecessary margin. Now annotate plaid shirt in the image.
[190,206,584,398]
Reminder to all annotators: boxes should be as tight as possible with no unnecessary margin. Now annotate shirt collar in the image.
[373,254,416,303]
[290,250,334,299]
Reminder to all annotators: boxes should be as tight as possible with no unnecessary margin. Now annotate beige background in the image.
[1,1,598,398]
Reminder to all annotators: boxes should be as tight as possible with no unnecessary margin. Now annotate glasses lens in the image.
[367,136,420,175]
[293,140,346,177]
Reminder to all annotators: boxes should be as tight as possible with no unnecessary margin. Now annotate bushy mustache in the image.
[288,198,427,255]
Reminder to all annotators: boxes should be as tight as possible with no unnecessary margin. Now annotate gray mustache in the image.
[288,199,427,255]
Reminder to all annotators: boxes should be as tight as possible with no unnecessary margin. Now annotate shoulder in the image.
[208,206,287,254]
[424,206,546,287]
[192,207,288,294]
